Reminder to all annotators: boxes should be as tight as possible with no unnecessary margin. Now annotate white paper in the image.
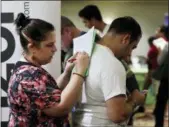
[73,26,96,56]
[153,37,167,50]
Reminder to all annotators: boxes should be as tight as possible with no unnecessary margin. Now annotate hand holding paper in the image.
[73,26,96,76]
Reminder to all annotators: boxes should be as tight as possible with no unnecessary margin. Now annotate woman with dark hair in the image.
[7,13,89,127]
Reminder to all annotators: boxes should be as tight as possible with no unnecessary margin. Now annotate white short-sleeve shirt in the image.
[98,24,110,37]
[72,44,127,127]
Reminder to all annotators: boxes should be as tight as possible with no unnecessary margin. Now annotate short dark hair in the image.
[61,16,75,34]
[14,13,55,52]
[159,25,169,40]
[108,16,142,43]
[148,36,156,46]
[78,5,103,21]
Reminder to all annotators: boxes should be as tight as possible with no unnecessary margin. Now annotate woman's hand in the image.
[74,52,90,76]
[64,52,90,76]
[64,54,77,75]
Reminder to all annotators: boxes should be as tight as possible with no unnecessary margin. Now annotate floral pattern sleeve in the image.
[20,69,61,110]
[8,62,64,127]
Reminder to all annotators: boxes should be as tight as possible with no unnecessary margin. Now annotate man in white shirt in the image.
[72,16,142,127]
[78,5,110,37]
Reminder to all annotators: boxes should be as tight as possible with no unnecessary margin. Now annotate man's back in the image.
[72,44,127,127]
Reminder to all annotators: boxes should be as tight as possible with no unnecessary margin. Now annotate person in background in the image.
[155,25,169,42]
[144,25,168,96]
[121,52,147,126]
[61,16,86,72]
[143,36,158,90]
[72,16,146,127]
[153,25,168,127]
[78,5,110,37]
[61,16,100,70]
[141,25,169,120]
[7,13,90,127]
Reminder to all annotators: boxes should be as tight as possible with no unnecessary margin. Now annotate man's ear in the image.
[121,34,131,45]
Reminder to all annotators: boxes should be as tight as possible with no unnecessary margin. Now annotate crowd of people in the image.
[7,4,168,127]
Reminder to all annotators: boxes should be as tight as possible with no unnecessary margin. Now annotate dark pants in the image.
[154,79,168,127]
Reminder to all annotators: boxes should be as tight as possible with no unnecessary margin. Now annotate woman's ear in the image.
[27,43,35,53]
[27,43,34,49]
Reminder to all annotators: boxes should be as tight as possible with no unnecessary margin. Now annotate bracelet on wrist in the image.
[72,72,85,80]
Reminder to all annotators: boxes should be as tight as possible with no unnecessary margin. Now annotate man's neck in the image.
[72,28,82,38]
[98,36,117,56]
[98,34,119,58]
[96,21,107,32]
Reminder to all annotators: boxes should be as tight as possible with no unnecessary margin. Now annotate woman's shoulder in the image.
[11,61,48,84]
[10,61,58,91]
[13,61,44,74]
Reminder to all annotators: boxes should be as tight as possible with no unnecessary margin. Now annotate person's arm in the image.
[43,52,89,117]
[126,74,146,106]
[56,71,71,90]
[106,95,136,123]
[57,54,76,90]
[100,60,135,123]
[43,74,84,117]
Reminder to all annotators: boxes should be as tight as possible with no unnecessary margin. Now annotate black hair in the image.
[78,5,102,21]
[108,16,142,43]
[148,36,156,46]
[159,25,169,40]
[14,13,55,52]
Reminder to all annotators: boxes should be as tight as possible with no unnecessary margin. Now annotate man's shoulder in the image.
[92,44,112,58]
[93,44,117,60]
[93,45,125,70]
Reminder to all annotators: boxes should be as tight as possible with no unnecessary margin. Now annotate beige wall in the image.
[61,1,168,57]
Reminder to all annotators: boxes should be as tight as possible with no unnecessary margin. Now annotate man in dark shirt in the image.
[61,16,100,72]
[121,53,147,125]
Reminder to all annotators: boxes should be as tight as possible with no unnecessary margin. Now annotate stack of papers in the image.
[73,26,96,76]
[73,26,96,56]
